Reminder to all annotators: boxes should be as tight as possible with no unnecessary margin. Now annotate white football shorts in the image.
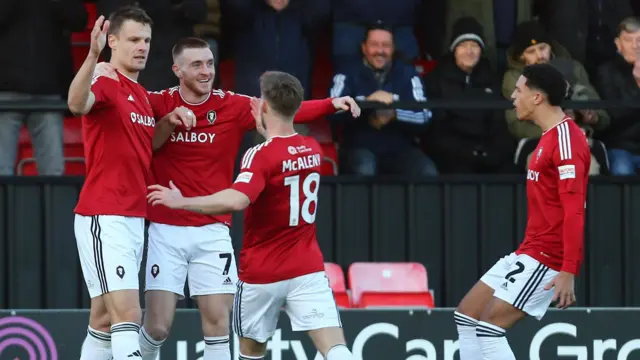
[74,214,145,298]
[481,252,559,320]
[232,271,342,343]
[145,222,238,298]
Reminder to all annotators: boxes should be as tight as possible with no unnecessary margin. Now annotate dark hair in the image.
[172,37,210,59]
[363,21,394,43]
[107,5,153,36]
[259,71,304,119]
[521,64,567,106]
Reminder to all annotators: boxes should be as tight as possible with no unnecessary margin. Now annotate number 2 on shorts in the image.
[504,261,525,283]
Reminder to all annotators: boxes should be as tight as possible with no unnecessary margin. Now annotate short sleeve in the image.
[223,91,253,131]
[553,126,589,194]
[146,90,172,120]
[90,76,117,109]
[232,145,270,202]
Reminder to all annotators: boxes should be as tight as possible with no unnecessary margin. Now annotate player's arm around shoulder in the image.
[147,181,251,215]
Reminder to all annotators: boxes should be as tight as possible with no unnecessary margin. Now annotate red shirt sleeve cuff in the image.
[561,260,580,276]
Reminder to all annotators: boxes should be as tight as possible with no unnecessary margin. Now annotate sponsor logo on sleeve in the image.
[558,164,576,180]
[235,172,253,184]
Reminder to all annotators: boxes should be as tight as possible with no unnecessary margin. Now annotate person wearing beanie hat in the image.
[422,17,515,175]
[449,17,485,52]
[501,20,609,140]
[512,21,553,64]
[448,17,485,74]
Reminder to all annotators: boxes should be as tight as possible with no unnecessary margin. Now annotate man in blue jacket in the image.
[330,24,437,176]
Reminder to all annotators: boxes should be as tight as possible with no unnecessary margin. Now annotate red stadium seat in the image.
[71,3,98,73]
[218,60,235,91]
[312,33,333,100]
[319,143,339,176]
[16,117,86,176]
[348,262,435,308]
[414,59,438,77]
[324,263,351,308]
[358,291,435,309]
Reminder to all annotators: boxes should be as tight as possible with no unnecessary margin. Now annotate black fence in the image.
[1,176,640,309]
[1,308,639,359]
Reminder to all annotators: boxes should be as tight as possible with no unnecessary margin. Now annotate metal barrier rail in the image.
[2,98,640,112]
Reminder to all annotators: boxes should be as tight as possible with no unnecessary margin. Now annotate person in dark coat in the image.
[423,17,514,174]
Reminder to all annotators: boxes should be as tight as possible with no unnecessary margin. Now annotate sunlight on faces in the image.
[521,43,551,65]
[362,29,394,70]
[616,30,640,64]
[173,47,215,96]
[108,20,151,73]
[511,75,545,121]
[454,40,481,71]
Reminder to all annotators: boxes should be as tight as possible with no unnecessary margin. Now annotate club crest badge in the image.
[207,110,216,124]
[116,266,125,279]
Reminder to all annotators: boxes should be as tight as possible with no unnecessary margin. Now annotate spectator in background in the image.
[331,0,421,66]
[224,0,328,99]
[596,17,640,176]
[193,0,221,87]
[97,0,208,90]
[423,17,514,174]
[502,20,608,140]
[583,0,635,76]
[329,24,437,176]
[444,0,533,73]
[0,0,87,176]
[138,0,207,90]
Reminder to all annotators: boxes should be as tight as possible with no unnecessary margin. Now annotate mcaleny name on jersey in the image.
[283,153,322,172]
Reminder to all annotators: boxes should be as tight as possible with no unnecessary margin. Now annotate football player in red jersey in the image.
[66,5,172,360]
[453,64,590,360]
[93,38,359,360]
[147,71,355,360]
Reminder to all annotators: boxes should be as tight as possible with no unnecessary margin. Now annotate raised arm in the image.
[68,16,109,116]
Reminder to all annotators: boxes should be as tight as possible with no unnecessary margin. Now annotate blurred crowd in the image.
[1,0,640,177]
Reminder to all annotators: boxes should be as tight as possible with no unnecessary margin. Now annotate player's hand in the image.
[147,181,184,209]
[544,271,576,309]
[169,106,197,130]
[250,97,268,137]
[90,15,110,57]
[94,62,119,81]
[331,96,361,118]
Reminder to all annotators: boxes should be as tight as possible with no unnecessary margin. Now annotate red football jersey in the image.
[146,88,336,227]
[74,72,156,217]
[232,134,326,283]
[146,88,255,226]
[516,118,590,274]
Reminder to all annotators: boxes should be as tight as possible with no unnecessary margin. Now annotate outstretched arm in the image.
[147,182,250,215]
[294,97,361,123]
